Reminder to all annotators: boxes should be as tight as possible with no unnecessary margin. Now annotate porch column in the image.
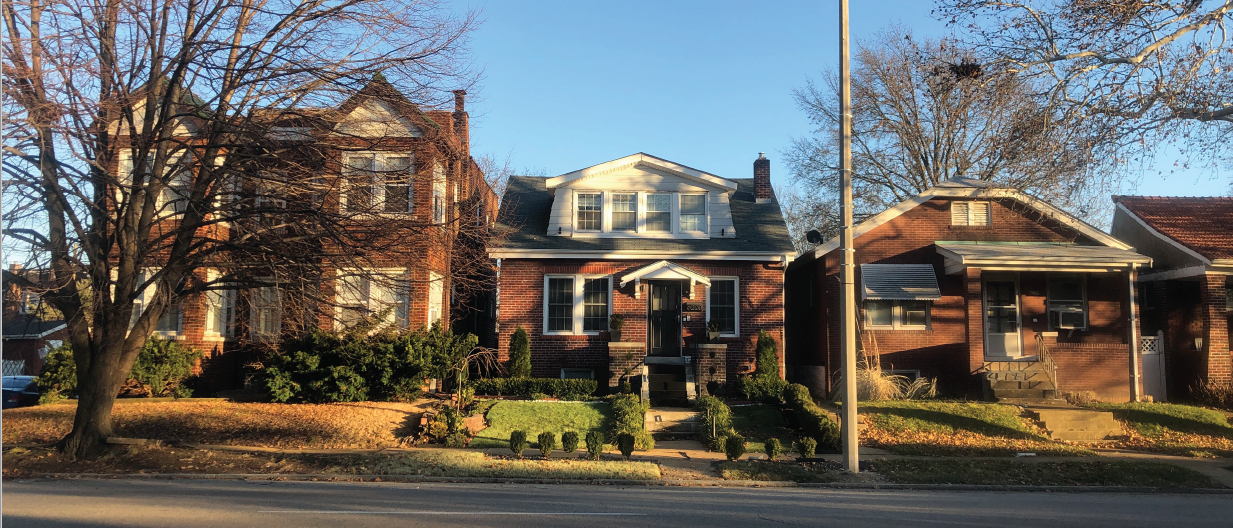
[965,267,984,381]
[1201,273,1231,382]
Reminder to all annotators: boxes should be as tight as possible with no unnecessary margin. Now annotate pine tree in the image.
[508,326,532,378]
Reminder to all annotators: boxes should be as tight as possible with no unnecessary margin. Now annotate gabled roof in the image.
[803,178,1130,260]
[618,260,711,288]
[546,153,738,193]
[1113,196,1233,263]
[2,319,66,339]
[491,176,795,259]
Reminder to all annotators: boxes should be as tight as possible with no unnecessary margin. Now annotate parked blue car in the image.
[2,376,40,409]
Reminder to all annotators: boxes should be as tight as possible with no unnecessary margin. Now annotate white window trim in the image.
[571,190,710,239]
[951,201,991,227]
[573,191,603,233]
[203,269,236,340]
[542,274,614,336]
[705,276,740,337]
[118,150,192,218]
[428,271,444,326]
[1047,274,1088,331]
[679,193,709,233]
[334,268,411,331]
[340,151,416,215]
[864,300,932,330]
[250,277,283,340]
[432,163,447,224]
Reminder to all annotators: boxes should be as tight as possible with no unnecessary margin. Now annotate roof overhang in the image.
[489,248,793,262]
[546,153,738,193]
[860,264,941,300]
[618,260,710,298]
[2,322,67,339]
[936,242,1152,275]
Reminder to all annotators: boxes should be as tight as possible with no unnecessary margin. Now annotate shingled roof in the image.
[1114,196,1233,260]
[492,176,795,255]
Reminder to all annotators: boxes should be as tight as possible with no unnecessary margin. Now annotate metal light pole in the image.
[838,0,860,474]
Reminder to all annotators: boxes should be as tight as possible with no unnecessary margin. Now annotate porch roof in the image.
[936,242,1152,275]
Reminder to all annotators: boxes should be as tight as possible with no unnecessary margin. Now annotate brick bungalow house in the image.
[2,265,67,376]
[785,178,1152,402]
[104,79,497,391]
[489,153,795,402]
[1110,196,1231,401]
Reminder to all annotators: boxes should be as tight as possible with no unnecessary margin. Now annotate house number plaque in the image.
[683,302,705,312]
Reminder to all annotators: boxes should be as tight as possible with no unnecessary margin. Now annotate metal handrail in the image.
[1035,333,1058,388]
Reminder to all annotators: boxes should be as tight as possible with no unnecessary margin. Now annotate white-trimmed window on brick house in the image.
[251,279,283,339]
[951,201,990,226]
[428,272,444,326]
[119,151,192,216]
[645,193,671,232]
[864,300,931,330]
[611,193,637,231]
[432,163,447,223]
[341,152,415,214]
[576,193,602,231]
[126,268,182,337]
[543,275,612,335]
[680,194,707,233]
[336,270,411,330]
[1047,274,1087,330]
[205,288,236,339]
[706,277,739,337]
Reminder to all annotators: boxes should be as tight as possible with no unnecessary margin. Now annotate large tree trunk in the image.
[60,351,130,460]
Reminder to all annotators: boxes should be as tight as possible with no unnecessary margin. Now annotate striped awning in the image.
[860,264,941,301]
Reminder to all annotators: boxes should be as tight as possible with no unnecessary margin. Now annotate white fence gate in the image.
[1141,331,1166,402]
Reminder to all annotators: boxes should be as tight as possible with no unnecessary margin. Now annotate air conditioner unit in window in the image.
[1050,307,1085,329]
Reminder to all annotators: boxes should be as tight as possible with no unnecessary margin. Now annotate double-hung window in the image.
[342,153,414,214]
[680,194,707,232]
[865,300,930,330]
[336,271,412,330]
[611,193,637,231]
[645,193,671,232]
[205,288,236,338]
[707,278,738,336]
[251,280,282,338]
[544,276,611,335]
[432,163,447,223]
[1047,274,1087,330]
[576,193,602,231]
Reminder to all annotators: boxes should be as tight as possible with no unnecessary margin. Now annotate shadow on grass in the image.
[867,406,1045,441]
[1091,403,1233,439]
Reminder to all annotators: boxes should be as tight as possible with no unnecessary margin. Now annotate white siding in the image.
[547,190,574,236]
[710,191,736,238]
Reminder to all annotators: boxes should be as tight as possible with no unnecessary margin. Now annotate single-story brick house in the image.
[2,318,66,376]
[1111,196,1231,401]
[785,178,1152,402]
[489,153,795,402]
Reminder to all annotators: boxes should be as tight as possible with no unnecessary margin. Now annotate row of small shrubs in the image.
[784,383,841,449]
[508,430,609,459]
[609,393,655,451]
[717,435,816,461]
[36,337,203,403]
[471,378,598,400]
[262,326,476,403]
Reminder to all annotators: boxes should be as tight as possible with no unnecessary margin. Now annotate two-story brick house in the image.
[108,79,497,390]
[786,178,1152,402]
[489,153,795,402]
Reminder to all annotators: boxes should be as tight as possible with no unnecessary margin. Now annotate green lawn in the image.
[716,461,837,482]
[730,405,790,454]
[871,459,1222,488]
[469,401,611,449]
[859,401,1095,456]
[353,450,660,480]
[1086,402,1233,458]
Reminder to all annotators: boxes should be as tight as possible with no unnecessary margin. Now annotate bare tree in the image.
[2,0,484,458]
[937,0,1233,172]
[784,26,1119,242]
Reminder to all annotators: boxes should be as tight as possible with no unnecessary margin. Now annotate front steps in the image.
[646,407,702,439]
[1027,406,1122,442]
[983,359,1058,402]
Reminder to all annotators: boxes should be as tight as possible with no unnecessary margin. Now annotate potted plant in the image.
[707,320,722,341]
[609,314,625,342]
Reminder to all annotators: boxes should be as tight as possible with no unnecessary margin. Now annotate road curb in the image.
[20,472,1233,494]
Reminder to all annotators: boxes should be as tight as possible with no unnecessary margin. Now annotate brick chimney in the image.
[452,90,468,145]
[754,152,772,203]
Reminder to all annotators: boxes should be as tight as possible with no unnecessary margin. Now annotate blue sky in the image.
[455,0,1227,198]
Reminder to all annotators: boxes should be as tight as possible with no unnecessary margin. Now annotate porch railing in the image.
[1034,333,1059,389]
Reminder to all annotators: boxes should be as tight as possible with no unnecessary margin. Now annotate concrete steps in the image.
[1029,407,1122,442]
[985,360,1058,401]
[647,407,702,437]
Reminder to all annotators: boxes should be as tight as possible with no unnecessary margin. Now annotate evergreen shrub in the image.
[508,327,532,378]
[538,431,556,457]
[561,431,580,453]
[784,384,840,449]
[585,430,605,459]
[509,430,529,457]
[724,433,747,461]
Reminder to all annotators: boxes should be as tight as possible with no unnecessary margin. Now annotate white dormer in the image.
[545,153,737,239]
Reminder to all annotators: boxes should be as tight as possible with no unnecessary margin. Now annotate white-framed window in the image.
[864,300,931,330]
[706,277,739,336]
[543,275,612,335]
[611,193,637,231]
[126,267,181,337]
[119,150,192,215]
[680,194,707,232]
[335,270,411,330]
[645,193,671,232]
[205,288,236,338]
[575,193,602,231]
[432,163,447,223]
[341,152,415,214]
[1047,274,1087,330]
[951,201,990,226]
[428,272,444,325]
[251,279,283,339]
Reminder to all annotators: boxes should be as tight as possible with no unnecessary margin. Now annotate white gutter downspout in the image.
[1128,265,1142,402]
[494,258,503,339]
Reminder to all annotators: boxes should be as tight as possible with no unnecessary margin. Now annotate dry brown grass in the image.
[2,400,431,449]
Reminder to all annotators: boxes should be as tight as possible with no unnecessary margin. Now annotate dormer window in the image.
[576,193,602,231]
[612,194,637,231]
[646,193,671,232]
[680,194,707,232]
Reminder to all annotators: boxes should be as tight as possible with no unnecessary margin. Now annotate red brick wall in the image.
[786,197,1136,400]
[496,259,785,387]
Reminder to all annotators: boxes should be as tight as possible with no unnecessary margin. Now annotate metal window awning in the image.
[860,264,941,301]
[935,242,1153,275]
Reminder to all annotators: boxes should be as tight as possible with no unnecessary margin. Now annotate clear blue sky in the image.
[455,0,1227,199]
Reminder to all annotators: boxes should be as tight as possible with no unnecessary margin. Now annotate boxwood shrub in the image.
[784,383,841,449]
[609,393,654,451]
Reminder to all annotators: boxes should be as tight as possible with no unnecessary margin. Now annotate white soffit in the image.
[618,260,711,290]
[860,264,941,301]
[546,153,738,193]
[936,242,1152,274]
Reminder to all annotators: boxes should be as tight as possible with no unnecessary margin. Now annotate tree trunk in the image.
[59,356,128,460]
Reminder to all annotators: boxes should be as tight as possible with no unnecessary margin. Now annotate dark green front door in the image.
[649,281,681,356]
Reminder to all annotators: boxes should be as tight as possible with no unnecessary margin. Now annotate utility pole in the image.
[838,0,860,474]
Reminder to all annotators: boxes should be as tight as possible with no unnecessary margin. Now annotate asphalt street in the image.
[4,479,1232,527]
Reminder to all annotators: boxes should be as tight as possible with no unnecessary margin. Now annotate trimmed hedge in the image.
[471,378,598,399]
[609,393,654,451]
[784,383,841,449]
[737,375,788,401]
[695,395,732,448]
